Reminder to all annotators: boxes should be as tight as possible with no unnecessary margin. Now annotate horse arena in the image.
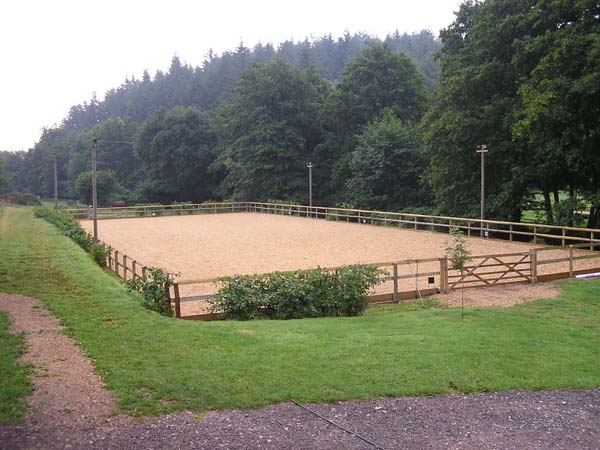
[80,210,599,316]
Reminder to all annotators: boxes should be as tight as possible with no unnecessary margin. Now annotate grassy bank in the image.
[0,207,599,419]
[0,312,32,425]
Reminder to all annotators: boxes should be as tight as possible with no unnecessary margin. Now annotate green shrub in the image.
[90,242,109,268]
[34,207,95,262]
[2,192,41,206]
[210,265,384,320]
[126,268,176,316]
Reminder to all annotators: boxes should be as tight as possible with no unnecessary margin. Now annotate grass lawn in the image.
[0,312,32,425]
[0,207,599,421]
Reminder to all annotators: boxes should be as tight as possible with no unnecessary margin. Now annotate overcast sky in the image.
[0,0,462,152]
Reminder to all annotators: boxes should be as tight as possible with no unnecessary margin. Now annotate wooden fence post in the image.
[114,251,119,277]
[108,247,112,270]
[530,250,538,284]
[440,257,449,294]
[132,260,137,281]
[569,245,574,278]
[122,254,127,280]
[142,266,147,281]
[509,224,513,241]
[393,263,399,304]
[533,225,538,245]
[591,232,595,251]
[173,283,181,318]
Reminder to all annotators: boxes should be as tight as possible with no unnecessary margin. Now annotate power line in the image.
[291,399,385,450]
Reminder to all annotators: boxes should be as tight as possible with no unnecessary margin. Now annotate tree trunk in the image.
[542,189,553,224]
[587,206,600,229]
[553,191,560,204]
[568,186,575,227]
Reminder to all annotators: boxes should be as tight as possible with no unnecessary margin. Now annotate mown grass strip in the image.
[0,312,32,425]
[0,207,599,418]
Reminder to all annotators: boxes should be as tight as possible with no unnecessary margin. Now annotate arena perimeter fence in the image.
[65,202,600,320]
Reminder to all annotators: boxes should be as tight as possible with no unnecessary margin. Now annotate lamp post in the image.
[91,137,98,243]
[307,161,313,216]
[476,144,488,237]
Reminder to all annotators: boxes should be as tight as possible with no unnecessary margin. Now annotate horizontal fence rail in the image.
[65,201,600,249]
[62,202,600,320]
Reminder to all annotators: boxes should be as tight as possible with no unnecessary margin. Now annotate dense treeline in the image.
[1,2,599,228]
[1,30,437,209]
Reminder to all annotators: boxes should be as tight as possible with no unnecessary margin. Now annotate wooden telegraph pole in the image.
[307,161,313,216]
[53,156,58,210]
[476,145,488,237]
[92,137,98,243]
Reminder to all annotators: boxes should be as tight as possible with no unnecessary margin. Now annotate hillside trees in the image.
[513,0,600,227]
[134,106,217,203]
[423,0,600,224]
[346,112,429,210]
[214,60,330,202]
[75,170,121,206]
[324,43,429,203]
[422,0,538,220]
[0,155,8,192]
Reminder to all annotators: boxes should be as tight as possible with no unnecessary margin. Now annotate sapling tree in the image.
[446,227,471,320]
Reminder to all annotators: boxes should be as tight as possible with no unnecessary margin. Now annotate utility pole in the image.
[92,137,98,243]
[476,144,488,237]
[53,156,58,210]
[307,161,313,216]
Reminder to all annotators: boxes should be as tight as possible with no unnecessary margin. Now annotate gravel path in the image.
[1,293,599,450]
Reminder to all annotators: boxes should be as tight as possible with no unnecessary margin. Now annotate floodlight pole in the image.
[476,145,488,237]
[307,161,313,216]
[53,156,58,210]
[92,137,98,243]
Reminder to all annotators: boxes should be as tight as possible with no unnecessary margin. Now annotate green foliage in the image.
[75,170,121,206]
[337,44,428,133]
[1,192,41,205]
[135,106,218,203]
[446,228,471,273]
[0,155,9,193]
[35,206,94,252]
[90,242,109,268]
[423,0,600,222]
[215,60,329,202]
[33,206,110,267]
[126,268,176,317]
[0,313,32,424]
[211,265,384,320]
[346,112,429,210]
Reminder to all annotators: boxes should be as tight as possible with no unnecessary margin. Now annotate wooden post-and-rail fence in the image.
[63,202,600,319]
[64,201,600,250]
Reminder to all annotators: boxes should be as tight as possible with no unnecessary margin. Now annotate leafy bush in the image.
[210,265,384,320]
[2,192,41,206]
[34,207,97,261]
[126,268,176,316]
[90,242,109,268]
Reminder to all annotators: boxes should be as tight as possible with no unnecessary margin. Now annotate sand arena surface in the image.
[81,213,600,315]
[82,213,547,280]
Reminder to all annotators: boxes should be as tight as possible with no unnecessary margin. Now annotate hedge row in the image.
[34,206,108,267]
[209,265,385,320]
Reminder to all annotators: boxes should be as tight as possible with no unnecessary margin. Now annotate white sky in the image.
[0,0,462,152]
